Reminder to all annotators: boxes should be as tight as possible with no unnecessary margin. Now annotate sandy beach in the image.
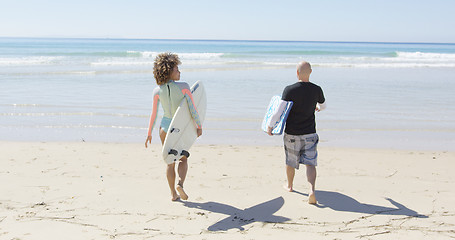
[2,1,455,239]
[1,141,454,239]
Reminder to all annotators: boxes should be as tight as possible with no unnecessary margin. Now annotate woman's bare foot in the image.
[171,191,180,201]
[308,192,317,204]
[176,185,188,200]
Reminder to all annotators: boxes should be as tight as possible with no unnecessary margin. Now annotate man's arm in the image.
[316,86,326,112]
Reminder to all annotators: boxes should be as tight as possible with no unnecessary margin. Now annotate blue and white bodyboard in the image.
[262,95,293,135]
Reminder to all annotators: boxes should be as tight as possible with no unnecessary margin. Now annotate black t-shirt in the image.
[282,81,325,135]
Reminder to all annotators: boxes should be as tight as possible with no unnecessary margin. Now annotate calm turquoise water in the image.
[1,38,454,150]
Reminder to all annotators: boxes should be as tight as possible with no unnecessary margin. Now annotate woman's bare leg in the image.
[160,128,179,201]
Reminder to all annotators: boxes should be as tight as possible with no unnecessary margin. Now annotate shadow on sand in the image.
[182,197,290,231]
[294,190,428,218]
[182,191,427,231]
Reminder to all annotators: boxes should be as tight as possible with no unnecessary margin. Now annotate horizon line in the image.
[1,36,454,45]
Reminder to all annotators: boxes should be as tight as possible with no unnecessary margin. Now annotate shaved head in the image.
[297,61,312,81]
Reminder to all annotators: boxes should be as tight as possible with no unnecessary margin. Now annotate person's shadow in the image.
[294,190,428,218]
[182,191,427,231]
[182,197,290,231]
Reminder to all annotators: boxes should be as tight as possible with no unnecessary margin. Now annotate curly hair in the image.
[153,52,181,85]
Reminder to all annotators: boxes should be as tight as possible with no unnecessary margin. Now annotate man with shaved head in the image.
[268,61,326,204]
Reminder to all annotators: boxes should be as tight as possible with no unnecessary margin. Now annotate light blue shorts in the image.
[283,133,319,169]
[160,117,172,133]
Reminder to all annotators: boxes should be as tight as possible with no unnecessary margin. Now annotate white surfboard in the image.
[261,95,293,135]
[162,81,207,164]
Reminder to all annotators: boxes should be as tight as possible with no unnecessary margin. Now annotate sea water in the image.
[1,38,454,150]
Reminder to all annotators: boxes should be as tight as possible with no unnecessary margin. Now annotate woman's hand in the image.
[145,136,152,148]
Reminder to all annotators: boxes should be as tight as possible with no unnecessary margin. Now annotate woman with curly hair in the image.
[145,52,202,201]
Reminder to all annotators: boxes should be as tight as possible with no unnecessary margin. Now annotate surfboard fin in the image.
[169,149,178,156]
[180,150,190,158]
[170,128,180,133]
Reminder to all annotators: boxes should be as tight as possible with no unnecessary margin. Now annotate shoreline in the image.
[2,36,455,45]
[2,125,454,152]
[1,141,454,239]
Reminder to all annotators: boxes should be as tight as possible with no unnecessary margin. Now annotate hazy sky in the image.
[1,0,454,43]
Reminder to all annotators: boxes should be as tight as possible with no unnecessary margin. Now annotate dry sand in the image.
[1,141,454,239]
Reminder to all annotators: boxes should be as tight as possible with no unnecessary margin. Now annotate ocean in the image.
[1,38,454,150]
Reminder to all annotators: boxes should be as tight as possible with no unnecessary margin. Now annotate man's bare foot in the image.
[283,185,293,192]
[308,192,317,204]
[176,185,188,200]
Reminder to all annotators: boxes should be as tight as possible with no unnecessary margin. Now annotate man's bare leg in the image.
[306,165,317,204]
[176,156,188,200]
[285,165,295,192]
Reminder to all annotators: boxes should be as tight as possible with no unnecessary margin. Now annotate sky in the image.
[1,0,454,43]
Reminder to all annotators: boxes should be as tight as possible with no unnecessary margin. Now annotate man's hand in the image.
[197,128,203,137]
[316,102,326,112]
[267,126,273,136]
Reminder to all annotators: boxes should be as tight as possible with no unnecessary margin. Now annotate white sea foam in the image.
[0,56,63,66]
[4,51,454,69]
[91,52,224,66]
[91,60,154,66]
[0,112,144,117]
[40,124,144,129]
[314,62,455,68]
[311,51,455,68]
[178,52,224,59]
[125,51,224,59]
[396,51,455,60]
[126,51,158,58]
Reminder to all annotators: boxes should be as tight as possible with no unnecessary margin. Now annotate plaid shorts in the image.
[283,133,319,169]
